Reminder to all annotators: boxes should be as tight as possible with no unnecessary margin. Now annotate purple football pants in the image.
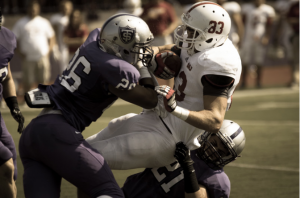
[0,114,17,181]
[19,113,124,198]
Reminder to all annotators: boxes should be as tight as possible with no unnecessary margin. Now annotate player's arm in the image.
[156,75,233,133]
[2,63,24,133]
[174,142,210,198]
[185,185,209,198]
[151,44,176,55]
[108,80,158,109]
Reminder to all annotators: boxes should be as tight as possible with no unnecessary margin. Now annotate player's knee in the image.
[0,159,15,180]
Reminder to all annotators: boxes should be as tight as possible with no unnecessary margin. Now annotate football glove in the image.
[11,107,24,133]
[155,85,177,112]
[175,141,200,193]
[149,51,176,80]
[174,142,194,168]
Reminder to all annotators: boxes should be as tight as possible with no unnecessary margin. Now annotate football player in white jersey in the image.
[86,1,242,170]
[239,0,275,88]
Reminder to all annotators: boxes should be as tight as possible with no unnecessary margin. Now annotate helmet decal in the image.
[119,26,136,44]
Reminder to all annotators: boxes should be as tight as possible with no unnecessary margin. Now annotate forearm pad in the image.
[5,96,19,111]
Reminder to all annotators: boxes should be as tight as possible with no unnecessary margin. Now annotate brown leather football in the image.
[162,50,182,77]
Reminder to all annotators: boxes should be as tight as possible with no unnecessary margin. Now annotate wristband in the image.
[138,67,152,79]
[171,106,190,121]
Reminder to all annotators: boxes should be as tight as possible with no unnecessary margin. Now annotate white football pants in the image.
[86,111,177,170]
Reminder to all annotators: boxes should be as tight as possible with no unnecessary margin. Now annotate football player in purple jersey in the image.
[122,120,245,198]
[0,8,25,198]
[19,14,160,198]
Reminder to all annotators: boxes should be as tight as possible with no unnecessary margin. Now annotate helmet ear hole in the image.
[206,38,213,43]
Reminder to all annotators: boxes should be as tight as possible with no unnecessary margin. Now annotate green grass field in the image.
[2,87,299,198]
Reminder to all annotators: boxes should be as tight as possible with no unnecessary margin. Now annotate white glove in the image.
[155,85,190,121]
[155,85,177,112]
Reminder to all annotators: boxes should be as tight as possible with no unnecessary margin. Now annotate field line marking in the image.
[228,163,299,172]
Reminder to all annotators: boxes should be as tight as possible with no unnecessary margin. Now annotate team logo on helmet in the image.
[119,26,136,44]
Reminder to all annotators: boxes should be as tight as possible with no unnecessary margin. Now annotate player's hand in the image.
[11,107,25,133]
[174,142,194,167]
[155,85,177,112]
[150,51,175,80]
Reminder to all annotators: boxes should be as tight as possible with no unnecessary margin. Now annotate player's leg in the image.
[88,113,139,141]
[87,111,176,169]
[0,158,16,198]
[88,131,177,169]
[20,113,124,198]
[240,42,251,89]
[0,118,17,198]
[254,42,266,88]
[21,158,61,198]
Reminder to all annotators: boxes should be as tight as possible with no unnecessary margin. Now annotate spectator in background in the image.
[117,0,144,17]
[12,0,55,96]
[239,0,275,89]
[50,0,73,75]
[63,9,89,60]
[141,0,178,88]
[286,1,299,89]
[216,0,244,50]
[273,0,295,62]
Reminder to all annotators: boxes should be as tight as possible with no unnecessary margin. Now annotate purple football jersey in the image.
[122,151,230,198]
[0,26,16,83]
[45,28,140,131]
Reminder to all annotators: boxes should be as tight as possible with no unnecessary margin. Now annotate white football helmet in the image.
[99,14,154,66]
[197,119,246,170]
[174,1,231,55]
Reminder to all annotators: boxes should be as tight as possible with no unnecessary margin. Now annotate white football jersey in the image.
[162,39,241,150]
[242,3,275,41]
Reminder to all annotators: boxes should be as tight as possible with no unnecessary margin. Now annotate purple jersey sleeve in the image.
[46,28,140,131]
[0,27,16,82]
[122,151,230,198]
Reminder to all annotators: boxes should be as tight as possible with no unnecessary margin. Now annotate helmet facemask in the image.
[131,42,154,67]
[174,23,208,56]
[196,128,243,170]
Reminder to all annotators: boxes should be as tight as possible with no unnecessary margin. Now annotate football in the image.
[163,50,182,77]
[153,50,182,80]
